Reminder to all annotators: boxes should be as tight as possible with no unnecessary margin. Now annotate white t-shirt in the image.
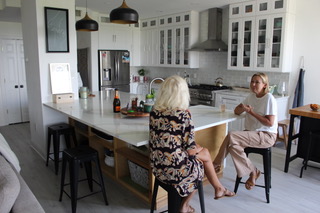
[242,93,278,134]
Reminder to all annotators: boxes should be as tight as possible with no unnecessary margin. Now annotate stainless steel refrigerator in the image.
[98,50,130,92]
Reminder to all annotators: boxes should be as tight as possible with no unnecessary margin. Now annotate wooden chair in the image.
[276,119,295,148]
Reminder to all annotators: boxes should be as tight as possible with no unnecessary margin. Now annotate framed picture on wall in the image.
[45,7,69,53]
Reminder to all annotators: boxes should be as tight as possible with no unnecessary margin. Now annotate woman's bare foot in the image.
[214,187,235,200]
[245,168,261,190]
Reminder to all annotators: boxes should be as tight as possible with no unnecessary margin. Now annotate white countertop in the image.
[44,91,239,147]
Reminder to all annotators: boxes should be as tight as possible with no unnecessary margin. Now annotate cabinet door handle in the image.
[20,85,24,88]
[15,85,18,88]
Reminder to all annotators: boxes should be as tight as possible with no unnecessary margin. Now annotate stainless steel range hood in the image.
[190,8,227,51]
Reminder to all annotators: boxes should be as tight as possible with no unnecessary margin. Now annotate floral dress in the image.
[149,109,204,197]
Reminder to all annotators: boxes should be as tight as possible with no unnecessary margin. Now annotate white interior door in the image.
[1,39,29,124]
[16,40,29,122]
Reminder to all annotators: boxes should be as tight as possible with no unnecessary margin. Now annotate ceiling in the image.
[76,0,248,19]
[0,0,248,22]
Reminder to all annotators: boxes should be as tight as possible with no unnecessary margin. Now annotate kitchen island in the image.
[44,90,239,208]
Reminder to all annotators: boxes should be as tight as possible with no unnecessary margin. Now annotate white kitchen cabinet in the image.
[256,0,296,15]
[228,17,255,70]
[98,23,132,50]
[140,11,199,68]
[140,18,159,66]
[140,29,159,66]
[228,0,296,72]
[130,28,141,66]
[229,1,256,18]
[230,0,296,18]
[159,25,199,68]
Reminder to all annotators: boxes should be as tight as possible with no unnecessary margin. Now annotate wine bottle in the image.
[113,89,121,113]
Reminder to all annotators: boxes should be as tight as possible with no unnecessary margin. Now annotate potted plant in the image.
[138,69,145,82]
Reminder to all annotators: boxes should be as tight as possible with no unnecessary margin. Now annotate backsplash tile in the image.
[133,51,289,94]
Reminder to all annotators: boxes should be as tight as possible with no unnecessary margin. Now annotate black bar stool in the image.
[150,178,205,213]
[46,123,77,175]
[234,147,272,203]
[300,131,320,178]
[59,146,108,213]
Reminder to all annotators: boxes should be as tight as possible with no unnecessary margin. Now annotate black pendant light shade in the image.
[110,0,139,24]
[76,0,98,31]
[76,13,99,31]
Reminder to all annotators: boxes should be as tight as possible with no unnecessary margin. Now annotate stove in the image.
[189,84,231,106]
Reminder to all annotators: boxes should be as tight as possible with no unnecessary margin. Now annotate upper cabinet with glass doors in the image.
[158,11,199,68]
[228,0,296,72]
[140,11,199,68]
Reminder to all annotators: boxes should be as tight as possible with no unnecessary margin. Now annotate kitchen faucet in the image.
[149,77,164,94]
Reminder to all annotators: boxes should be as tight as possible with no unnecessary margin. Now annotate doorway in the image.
[77,48,89,87]
[0,39,29,124]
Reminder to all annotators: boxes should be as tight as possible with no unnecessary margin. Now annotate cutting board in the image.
[120,108,149,117]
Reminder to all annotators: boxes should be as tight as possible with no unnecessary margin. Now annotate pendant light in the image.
[110,0,139,24]
[76,0,99,31]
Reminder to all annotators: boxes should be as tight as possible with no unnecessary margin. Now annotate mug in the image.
[144,103,153,113]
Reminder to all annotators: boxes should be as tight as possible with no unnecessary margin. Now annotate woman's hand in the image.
[234,103,252,115]
[236,104,275,126]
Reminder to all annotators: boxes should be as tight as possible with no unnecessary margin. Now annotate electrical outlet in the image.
[247,76,251,83]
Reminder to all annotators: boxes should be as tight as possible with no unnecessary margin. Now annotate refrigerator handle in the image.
[115,53,120,81]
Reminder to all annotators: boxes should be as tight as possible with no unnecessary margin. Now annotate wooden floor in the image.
[1,123,320,213]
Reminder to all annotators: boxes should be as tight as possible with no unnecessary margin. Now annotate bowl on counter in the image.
[310,104,319,111]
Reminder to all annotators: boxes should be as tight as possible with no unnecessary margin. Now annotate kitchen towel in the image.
[292,68,305,108]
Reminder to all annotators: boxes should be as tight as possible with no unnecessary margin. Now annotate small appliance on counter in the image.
[98,50,130,92]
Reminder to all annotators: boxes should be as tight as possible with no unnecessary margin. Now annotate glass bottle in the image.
[113,89,121,113]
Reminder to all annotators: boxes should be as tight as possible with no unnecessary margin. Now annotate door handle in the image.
[20,85,24,88]
[15,85,18,88]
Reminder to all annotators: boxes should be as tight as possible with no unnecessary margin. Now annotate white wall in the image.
[21,0,77,157]
[288,0,320,106]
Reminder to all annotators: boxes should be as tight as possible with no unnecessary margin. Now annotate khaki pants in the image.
[214,131,277,177]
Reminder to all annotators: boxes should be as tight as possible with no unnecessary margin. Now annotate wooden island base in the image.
[69,117,227,210]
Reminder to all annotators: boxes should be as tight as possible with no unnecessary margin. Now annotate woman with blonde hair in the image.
[214,72,277,190]
[149,75,234,213]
